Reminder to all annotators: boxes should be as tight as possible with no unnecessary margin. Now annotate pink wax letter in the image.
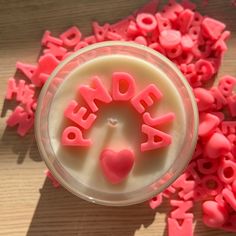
[79,76,112,113]
[170,200,193,219]
[61,126,91,147]
[141,124,172,152]
[60,26,82,48]
[112,72,136,101]
[6,106,34,136]
[143,112,175,126]
[131,84,162,113]
[5,78,25,101]
[16,62,37,80]
[64,100,97,130]
[168,218,193,236]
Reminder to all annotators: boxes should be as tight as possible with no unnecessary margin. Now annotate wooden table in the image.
[0,0,235,235]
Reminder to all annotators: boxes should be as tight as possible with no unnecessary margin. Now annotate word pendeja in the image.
[61,72,175,152]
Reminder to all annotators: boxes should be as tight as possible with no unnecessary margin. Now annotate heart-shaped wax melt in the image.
[100,149,135,184]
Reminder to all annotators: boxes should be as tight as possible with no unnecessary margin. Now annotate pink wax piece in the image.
[227,94,236,117]
[221,121,236,135]
[177,52,194,64]
[202,17,226,41]
[136,13,157,33]
[205,132,231,159]
[218,159,236,184]
[188,26,201,42]
[16,62,37,80]
[191,12,203,27]
[64,100,97,130]
[92,21,110,42]
[210,111,225,122]
[131,84,162,114]
[197,158,219,175]
[43,43,67,60]
[186,162,200,180]
[212,31,231,53]
[170,200,193,219]
[61,126,92,147]
[195,59,215,81]
[149,193,163,209]
[79,76,112,113]
[60,26,82,48]
[168,217,193,236]
[74,41,88,51]
[218,75,236,97]
[112,72,136,101]
[193,88,214,112]
[159,29,181,49]
[23,98,37,115]
[5,78,26,101]
[134,36,148,46]
[166,45,183,59]
[83,35,97,45]
[143,112,175,126]
[155,13,172,32]
[181,35,194,51]
[31,53,59,87]
[228,134,236,157]
[198,113,220,138]
[6,106,34,136]
[192,143,203,160]
[109,17,131,40]
[106,31,123,40]
[45,170,60,188]
[149,42,166,55]
[41,30,63,46]
[127,20,139,36]
[210,87,227,110]
[100,149,135,184]
[178,9,194,34]
[141,124,172,152]
[162,185,176,198]
[161,1,184,22]
[232,179,236,193]
[222,188,236,211]
[202,175,223,196]
[202,200,228,227]
[172,172,195,194]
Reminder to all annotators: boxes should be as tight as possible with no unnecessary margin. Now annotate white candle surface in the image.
[49,54,186,193]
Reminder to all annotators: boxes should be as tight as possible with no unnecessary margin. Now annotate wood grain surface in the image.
[0,0,236,235]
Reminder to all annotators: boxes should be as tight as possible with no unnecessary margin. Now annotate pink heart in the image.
[100,149,135,184]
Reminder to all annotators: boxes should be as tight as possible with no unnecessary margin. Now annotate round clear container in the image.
[35,41,198,206]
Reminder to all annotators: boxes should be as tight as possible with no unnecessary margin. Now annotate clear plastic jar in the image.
[35,41,198,206]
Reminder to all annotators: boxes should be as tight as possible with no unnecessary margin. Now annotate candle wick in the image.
[107,118,118,127]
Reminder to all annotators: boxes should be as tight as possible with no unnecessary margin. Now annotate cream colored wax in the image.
[49,55,186,193]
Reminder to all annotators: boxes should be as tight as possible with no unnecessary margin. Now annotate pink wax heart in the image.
[100,149,135,184]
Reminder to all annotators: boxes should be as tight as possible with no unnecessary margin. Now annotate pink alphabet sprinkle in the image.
[149,193,163,209]
[168,217,193,235]
[60,26,82,48]
[6,106,34,136]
